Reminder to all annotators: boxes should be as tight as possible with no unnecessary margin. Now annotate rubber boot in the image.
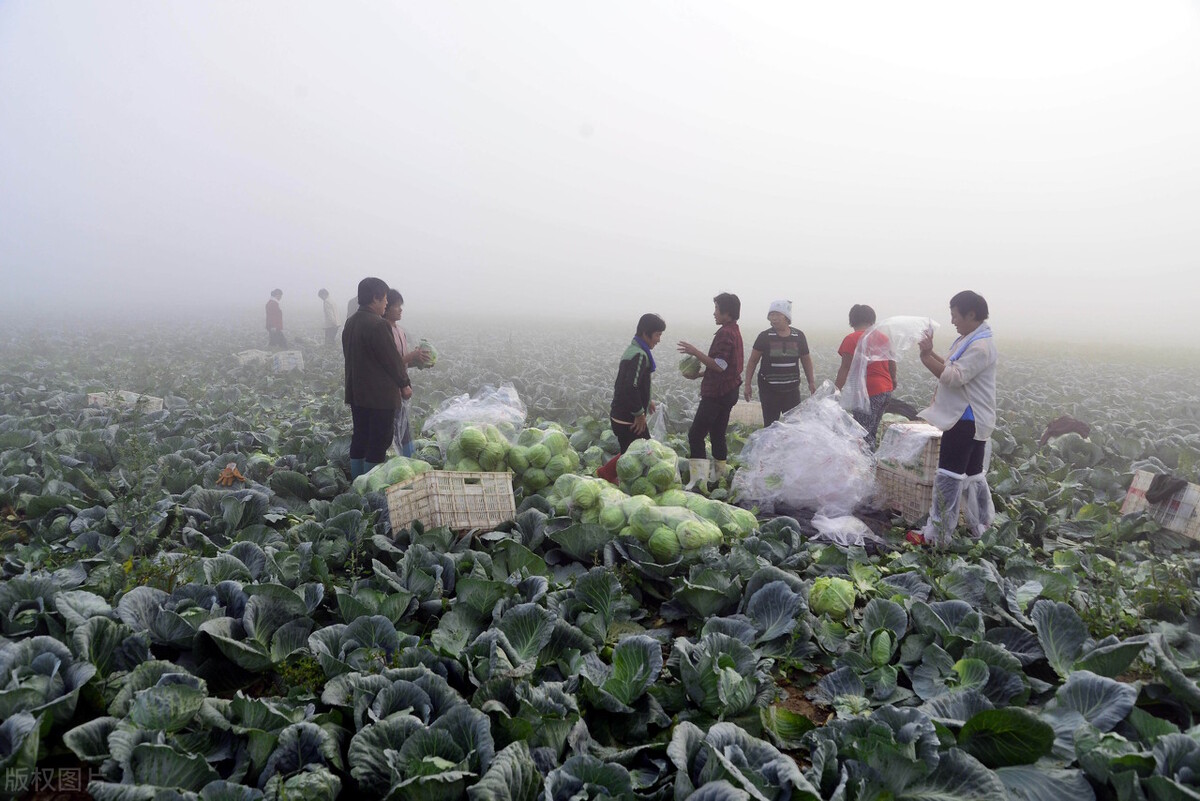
[713,460,728,482]
[685,458,711,491]
[596,455,620,485]
[350,458,366,480]
[920,468,965,547]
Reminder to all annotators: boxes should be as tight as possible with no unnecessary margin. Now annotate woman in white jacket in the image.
[913,290,998,545]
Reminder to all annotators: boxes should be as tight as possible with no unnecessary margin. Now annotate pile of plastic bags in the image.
[732,383,876,517]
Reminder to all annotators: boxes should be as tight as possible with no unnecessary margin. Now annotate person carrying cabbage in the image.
[383,288,431,458]
[343,277,412,480]
[912,290,998,546]
[677,292,744,488]
[597,313,666,484]
[743,299,816,425]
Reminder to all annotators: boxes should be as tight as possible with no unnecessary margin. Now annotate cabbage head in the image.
[679,355,702,379]
[809,577,856,618]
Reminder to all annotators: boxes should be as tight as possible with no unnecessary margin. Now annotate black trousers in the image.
[268,329,287,349]
[759,382,801,426]
[324,327,338,346]
[688,387,740,460]
[350,405,395,463]
[939,417,987,476]
[612,420,650,453]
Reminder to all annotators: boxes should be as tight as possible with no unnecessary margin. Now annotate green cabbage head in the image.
[809,577,856,618]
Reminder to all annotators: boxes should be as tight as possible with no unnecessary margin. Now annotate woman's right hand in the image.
[744,385,753,401]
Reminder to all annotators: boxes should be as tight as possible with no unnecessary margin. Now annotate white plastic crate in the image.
[387,471,516,532]
[270,350,305,372]
[87,391,164,413]
[876,421,941,482]
[234,349,271,367]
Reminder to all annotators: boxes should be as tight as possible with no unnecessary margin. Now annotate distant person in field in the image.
[347,294,359,322]
[318,289,340,346]
[382,288,431,458]
[597,313,666,484]
[913,290,998,546]
[834,304,897,448]
[678,292,744,488]
[265,289,286,349]
[743,299,815,426]
[342,277,412,479]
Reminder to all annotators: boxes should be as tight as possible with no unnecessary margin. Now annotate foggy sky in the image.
[2,1,1199,346]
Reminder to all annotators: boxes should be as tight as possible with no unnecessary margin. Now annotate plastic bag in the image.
[648,403,668,442]
[875,422,941,472]
[841,316,938,415]
[810,514,885,548]
[732,382,877,516]
[421,384,527,445]
[616,438,682,497]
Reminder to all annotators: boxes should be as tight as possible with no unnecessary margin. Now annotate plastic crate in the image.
[87,390,164,413]
[270,350,305,372]
[234,349,271,366]
[1121,470,1200,542]
[876,421,941,482]
[387,470,516,532]
[728,400,763,428]
[875,465,966,527]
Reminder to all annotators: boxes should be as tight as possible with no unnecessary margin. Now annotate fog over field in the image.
[3,1,1199,347]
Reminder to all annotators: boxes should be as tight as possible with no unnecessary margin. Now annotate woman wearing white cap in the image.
[743,300,816,426]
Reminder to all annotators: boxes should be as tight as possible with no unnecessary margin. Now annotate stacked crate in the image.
[387,471,516,532]
[875,422,942,524]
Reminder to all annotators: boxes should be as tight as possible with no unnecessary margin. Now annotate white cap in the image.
[768,299,792,322]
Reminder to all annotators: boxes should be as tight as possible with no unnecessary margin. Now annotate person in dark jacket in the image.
[678,292,744,487]
[597,313,666,484]
[342,277,411,479]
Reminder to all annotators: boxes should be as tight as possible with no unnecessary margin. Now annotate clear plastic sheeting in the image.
[648,403,668,442]
[841,316,939,415]
[921,469,965,546]
[875,422,941,473]
[421,383,527,444]
[811,514,885,548]
[962,474,995,538]
[732,382,876,516]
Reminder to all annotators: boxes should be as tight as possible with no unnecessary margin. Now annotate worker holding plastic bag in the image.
[838,313,936,448]
[914,290,998,545]
[744,299,816,426]
[834,305,900,448]
[597,313,666,484]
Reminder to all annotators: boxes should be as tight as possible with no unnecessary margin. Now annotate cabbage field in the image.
[2,320,1200,801]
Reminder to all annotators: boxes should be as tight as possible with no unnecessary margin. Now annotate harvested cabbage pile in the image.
[507,424,582,493]
[615,438,682,497]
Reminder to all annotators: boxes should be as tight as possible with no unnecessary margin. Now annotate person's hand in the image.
[676,341,701,357]
[918,330,934,355]
[808,382,817,395]
[744,385,753,401]
[216,463,246,487]
[648,401,657,414]
[401,385,413,400]
[631,413,647,434]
